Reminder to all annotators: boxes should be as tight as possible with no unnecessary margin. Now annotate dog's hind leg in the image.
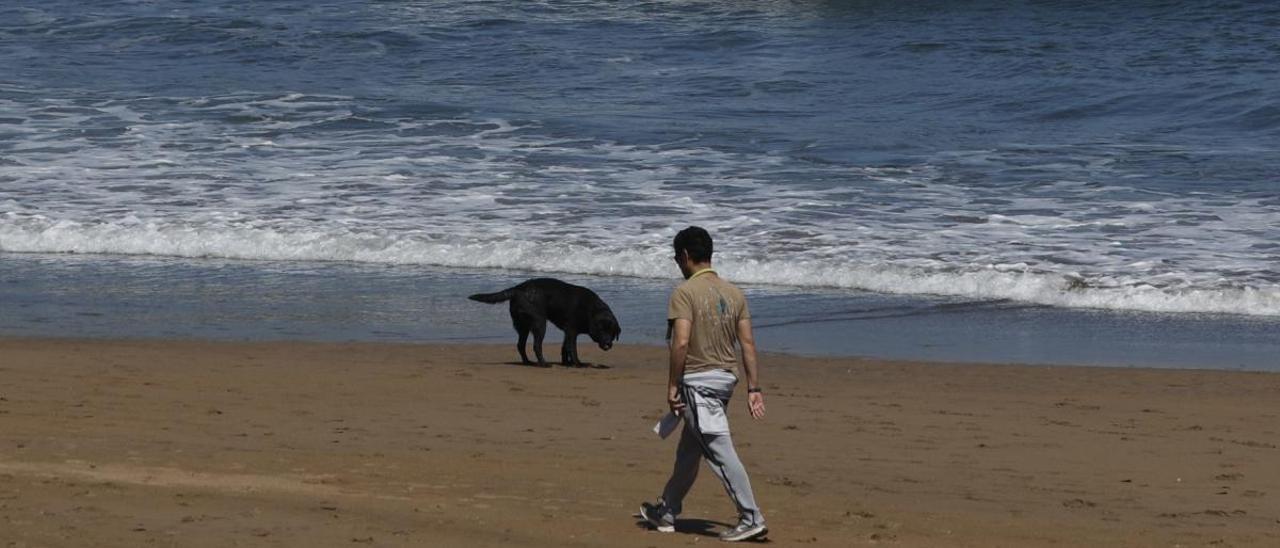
[531,320,550,367]
[510,307,535,365]
[516,327,532,365]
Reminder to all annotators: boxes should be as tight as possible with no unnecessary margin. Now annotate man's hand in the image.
[668,386,686,416]
[737,318,764,420]
[748,391,765,419]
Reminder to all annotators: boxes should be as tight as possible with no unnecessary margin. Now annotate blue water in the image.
[2,253,1276,370]
[1,1,1278,368]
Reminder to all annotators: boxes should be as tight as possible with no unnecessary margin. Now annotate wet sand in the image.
[0,338,1276,547]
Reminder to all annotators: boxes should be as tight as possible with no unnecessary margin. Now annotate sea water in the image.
[2,1,1277,369]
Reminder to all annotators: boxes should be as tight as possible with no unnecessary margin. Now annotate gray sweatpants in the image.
[660,372,765,527]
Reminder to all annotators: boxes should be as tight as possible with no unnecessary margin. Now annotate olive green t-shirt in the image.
[667,270,750,375]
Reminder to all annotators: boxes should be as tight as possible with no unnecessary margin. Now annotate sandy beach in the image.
[0,338,1276,547]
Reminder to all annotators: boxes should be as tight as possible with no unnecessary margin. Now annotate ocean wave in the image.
[2,92,1278,324]
[3,215,1277,318]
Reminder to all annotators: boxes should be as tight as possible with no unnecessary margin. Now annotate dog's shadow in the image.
[499,361,612,370]
[634,518,770,542]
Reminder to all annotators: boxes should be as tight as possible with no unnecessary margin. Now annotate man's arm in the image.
[737,317,765,419]
[668,318,691,415]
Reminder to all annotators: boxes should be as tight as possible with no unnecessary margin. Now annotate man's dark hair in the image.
[673,226,713,263]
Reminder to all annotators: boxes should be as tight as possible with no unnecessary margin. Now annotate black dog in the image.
[469,278,621,367]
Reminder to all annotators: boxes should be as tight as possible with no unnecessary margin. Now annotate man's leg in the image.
[659,421,703,517]
[679,384,764,527]
[701,432,765,527]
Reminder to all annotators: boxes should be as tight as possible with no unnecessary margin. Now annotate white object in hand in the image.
[653,411,681,439]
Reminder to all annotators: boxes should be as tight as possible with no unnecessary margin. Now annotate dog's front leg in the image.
[561,331,577,366]
[571,334,586,366]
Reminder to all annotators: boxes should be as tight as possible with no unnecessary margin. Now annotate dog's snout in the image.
[600,342,613,351]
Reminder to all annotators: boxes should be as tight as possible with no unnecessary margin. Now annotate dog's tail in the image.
[468,288,515,304]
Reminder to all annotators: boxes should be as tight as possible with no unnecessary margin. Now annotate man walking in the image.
[640,226,768,542]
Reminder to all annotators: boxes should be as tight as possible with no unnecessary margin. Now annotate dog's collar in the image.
[689,268,716,280]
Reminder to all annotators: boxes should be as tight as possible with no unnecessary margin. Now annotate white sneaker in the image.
[639,501,675,533]
[720,521,767,542]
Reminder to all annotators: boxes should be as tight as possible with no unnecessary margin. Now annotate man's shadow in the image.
[634,518,770,542]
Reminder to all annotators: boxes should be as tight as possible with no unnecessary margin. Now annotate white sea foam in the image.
[2,93,1278,317]
[2,214,1278,317]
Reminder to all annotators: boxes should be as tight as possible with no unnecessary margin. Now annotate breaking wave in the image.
[4,214,1277,317]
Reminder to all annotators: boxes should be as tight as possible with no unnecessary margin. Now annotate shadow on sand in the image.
[498,361,612,369]
[634,517,771,542]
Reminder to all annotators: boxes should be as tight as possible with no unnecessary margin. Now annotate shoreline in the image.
[1,337,1277,546]
[4,254,1279,372]
[6,334,1280,375]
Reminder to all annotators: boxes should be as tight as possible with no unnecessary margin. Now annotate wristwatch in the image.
[747,387,763,394]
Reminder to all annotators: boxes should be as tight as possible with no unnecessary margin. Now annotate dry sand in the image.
[0,338,1276,547]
